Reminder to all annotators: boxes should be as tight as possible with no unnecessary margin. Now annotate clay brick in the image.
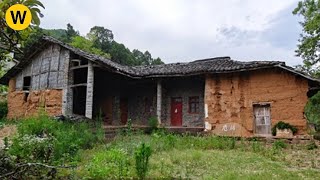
[7,85,63,119]
[205,69,309,137]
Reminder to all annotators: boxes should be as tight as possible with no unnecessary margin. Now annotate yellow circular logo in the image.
[5,4,32,31]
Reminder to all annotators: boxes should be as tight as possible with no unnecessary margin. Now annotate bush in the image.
[271,121,298,136]
[306,141,318,150]
[135,143,152,179]
[305,91,320,131]
[9,114,104,164]
[0,100,8,119]
[314,133,320,140]
[148,116,158,132]
[273,140,287,149]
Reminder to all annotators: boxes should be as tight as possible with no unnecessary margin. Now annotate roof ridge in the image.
[1,35,318,85]
[191,56,231,63]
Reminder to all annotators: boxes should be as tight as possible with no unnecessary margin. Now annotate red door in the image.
[120,98,128,125]
[171,97,182,126]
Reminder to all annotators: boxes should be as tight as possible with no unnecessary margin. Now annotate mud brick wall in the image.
[7,83,63,119]
[7,44,68,119]
[205,68,309,136]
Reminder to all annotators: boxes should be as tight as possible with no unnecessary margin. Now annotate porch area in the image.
[67,58,206,130]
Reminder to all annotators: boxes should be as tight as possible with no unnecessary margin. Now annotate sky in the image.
[40,0,303,66]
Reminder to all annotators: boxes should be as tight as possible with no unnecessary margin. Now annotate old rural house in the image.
[1,36,319,137]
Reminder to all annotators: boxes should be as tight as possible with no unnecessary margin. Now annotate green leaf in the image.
[29,8,40,25]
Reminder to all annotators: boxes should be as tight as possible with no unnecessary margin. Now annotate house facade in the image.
[1,36,319,137]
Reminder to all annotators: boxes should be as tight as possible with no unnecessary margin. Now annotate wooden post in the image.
[85,61,94,119]
[157,80,162,125]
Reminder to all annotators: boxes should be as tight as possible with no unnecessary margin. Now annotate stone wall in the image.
[162,77,205,127]
[205,68,309,137]
[7,79,62,119]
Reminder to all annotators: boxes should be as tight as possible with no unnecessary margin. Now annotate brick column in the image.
[156,80,162,125]
[62,50,72,115]
[85,61,94,119]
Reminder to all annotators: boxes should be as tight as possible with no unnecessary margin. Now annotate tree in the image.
[143,51,152,65]
[66,23,79,42]
[132,49,164,65]
[132,49,145,65]
[87,26,113,53]
[70,36,111,59]
[110,41,134,65]
[293,0,320,77]
[152,57,164,65]
[0,0,45,60]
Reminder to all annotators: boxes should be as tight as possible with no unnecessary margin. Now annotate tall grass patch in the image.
[9,114,104,164]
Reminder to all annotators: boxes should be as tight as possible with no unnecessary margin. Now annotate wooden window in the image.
[189,96,199,114]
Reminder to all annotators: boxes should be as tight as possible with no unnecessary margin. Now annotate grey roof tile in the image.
[0,36,319,84]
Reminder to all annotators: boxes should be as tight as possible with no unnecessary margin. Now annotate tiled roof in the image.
[0,36,319,84]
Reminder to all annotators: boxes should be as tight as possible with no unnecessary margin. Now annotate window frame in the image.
[188,96,200,114]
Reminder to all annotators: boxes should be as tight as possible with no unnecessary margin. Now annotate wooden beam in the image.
[70,65,89,70]
[70,83,87,88]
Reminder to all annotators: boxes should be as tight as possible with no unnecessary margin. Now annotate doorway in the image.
[171,97,183,126]
[253,104,271,135]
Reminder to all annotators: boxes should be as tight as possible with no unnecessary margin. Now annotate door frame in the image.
[253,103,271,136]
[170,97,183,126]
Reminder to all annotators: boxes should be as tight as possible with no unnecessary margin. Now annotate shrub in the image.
[0,100,8,119]
[306,141,318,150]
[273,140,287,149]
[135,143,152,179]
[314,133,320,140]
[148,116,158,131]
[305,91,320,131]
[271,121,298,136]
[9,114,104,164]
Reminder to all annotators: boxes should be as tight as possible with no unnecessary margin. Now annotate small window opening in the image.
[71,59,81,66]
[23,76,31,91]
[23,76,31,102]
[189,96,199,114]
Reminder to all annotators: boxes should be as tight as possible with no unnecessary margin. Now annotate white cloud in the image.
[40,0,302,66]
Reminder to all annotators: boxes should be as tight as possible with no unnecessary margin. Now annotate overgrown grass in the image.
[67,131,320,179]
[2,116,319,179]
[8,114,105,164]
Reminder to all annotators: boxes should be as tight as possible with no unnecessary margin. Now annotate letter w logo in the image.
[10,10,27,24]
